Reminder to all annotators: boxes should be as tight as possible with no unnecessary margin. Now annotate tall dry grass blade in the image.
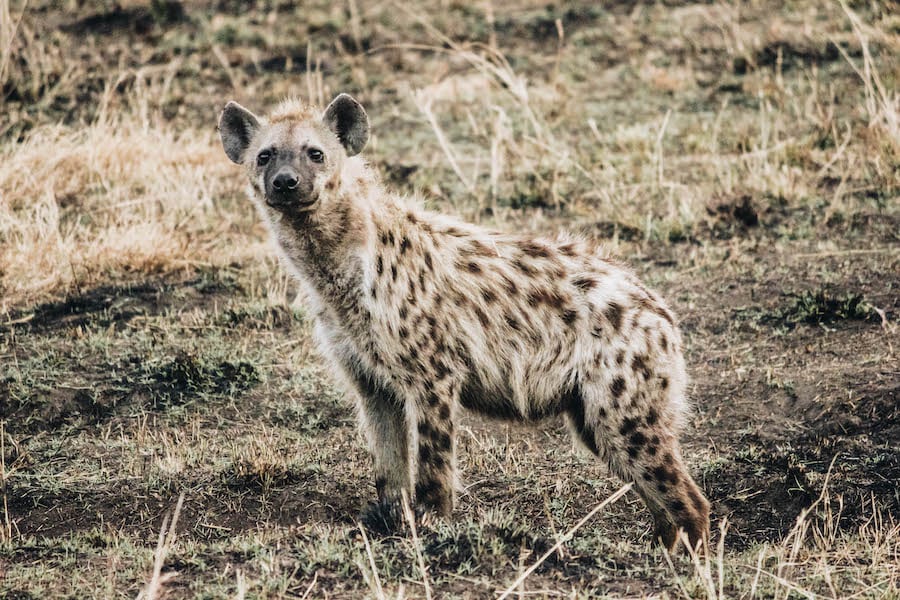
[298,571,319,600]
[412,89,475,195]
[401,490,433,600]
[834,0,899,140]
[0,0,27,94]
[357,522,386,600]
[0,420,11,546]
[496,483,632,600]
[136,493,184,600]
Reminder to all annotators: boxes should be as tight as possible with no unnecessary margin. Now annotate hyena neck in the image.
[271,168,378,319]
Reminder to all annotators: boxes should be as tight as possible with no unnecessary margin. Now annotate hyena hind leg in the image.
[412,383,458,518]
[627,437,710,551]
[565,381,710,551]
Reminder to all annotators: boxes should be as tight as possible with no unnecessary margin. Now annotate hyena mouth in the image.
[266,193,318,210]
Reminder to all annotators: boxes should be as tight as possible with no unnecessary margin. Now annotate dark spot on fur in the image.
[463,239,493,256]
[657,306,674,325]
[400,236,411,254]
[513,258,537,276]
[630,431,647,447]
[564,380,599,455]
[391,263,398,281]
[436,431,452,450]
[455,259,482,274]
[474,307,490,327]
[562,308,577,325]
[572,276,597,291]
[435,362,451,380]
[398,326,409,339]
[424,251,433,271]
[418,420,434,438]
[632,354,651,378]
[376,255,383,275]
[517,240,552,258]
[604,302,624,331]
[646,408,658,426]
[619,416,639,435]
[398,305,408,320]
[616,350,625,365]
[670,499,686,513]
[371,285,377,298]
[501,275,519,295]
[653,465,678,484]
[415,479,442,502]
[439,403,451,420]
[505,314,521,330]
[659,333,669,351]
[527,288,564,308]
[427,392,440,407]
[559,243,577,256]
[407,212,418,224]
[419,444,432,462]
[610,376,626,399]
[387,231,395,246]
[481,289,497,303]
[660,377,669,390]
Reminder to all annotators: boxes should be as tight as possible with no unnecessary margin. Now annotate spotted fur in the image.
[218,94,710,550]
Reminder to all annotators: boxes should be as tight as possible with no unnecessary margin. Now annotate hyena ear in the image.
[219,101,261,164]
[323,93,369,156]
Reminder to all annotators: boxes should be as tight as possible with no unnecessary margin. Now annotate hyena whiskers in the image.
[218,93,710,551]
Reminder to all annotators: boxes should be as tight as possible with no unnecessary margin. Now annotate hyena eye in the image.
[307,148,324,163]
[257,150,272,166]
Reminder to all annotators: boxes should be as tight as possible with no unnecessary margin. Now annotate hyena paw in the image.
[360,499,404,536]
[359,499,445,535]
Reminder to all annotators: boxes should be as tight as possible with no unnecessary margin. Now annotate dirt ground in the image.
[1,0,898,598]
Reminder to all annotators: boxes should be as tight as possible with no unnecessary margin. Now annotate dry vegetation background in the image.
[0,0,898,598]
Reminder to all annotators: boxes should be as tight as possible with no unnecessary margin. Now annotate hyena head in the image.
[218,93,369,215]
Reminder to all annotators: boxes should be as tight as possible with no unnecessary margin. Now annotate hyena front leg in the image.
[345,364,412,529]
[412,379,459,517]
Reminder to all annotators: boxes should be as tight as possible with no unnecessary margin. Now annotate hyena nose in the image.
[273,171,299,191]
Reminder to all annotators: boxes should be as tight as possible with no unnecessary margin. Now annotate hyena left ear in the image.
[323,93,369,156]
[219,101,260,164]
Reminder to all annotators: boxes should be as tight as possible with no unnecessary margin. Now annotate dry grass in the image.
[0,101,261,311]
[1,0,898,598]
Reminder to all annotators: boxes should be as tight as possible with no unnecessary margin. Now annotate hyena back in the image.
[218,93,710,550]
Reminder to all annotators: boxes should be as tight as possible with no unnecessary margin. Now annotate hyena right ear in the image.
[219,101,261,164]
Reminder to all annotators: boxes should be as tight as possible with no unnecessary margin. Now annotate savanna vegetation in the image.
[0,0,897,598]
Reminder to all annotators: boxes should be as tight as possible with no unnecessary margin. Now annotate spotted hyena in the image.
[218,93,710,550]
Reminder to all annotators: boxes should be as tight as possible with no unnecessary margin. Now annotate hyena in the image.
[218,93,710,550]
